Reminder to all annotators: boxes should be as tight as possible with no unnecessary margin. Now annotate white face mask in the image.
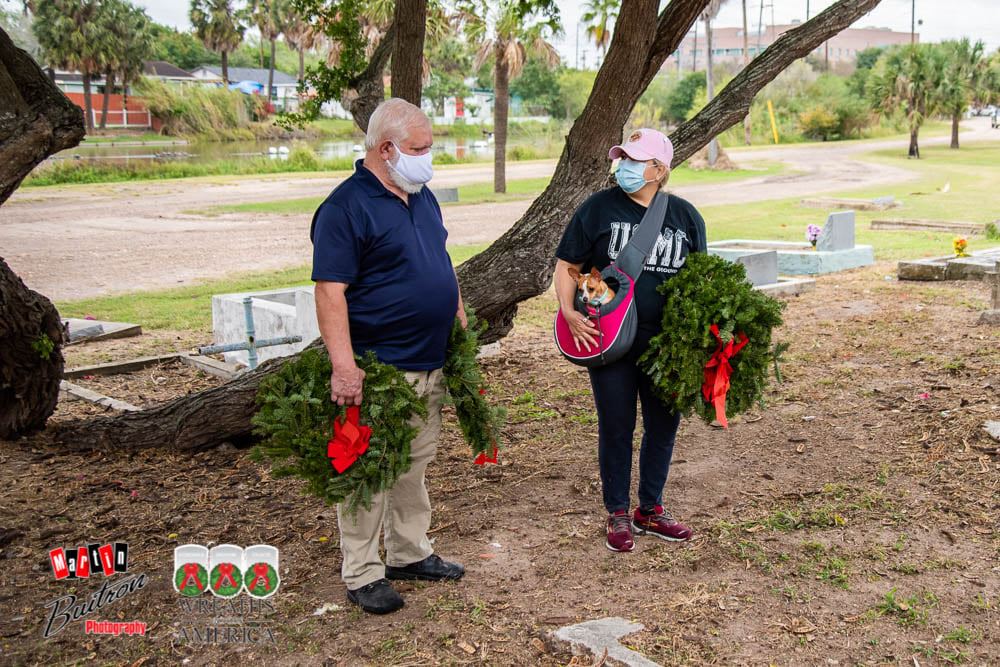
[388,142,434,187]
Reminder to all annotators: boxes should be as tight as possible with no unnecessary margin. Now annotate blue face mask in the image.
[614,158,651,194]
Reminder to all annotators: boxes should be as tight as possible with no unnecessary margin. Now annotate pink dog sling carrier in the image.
[554,192,669,367]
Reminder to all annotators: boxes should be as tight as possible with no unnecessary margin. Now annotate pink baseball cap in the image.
[608,128,674,167]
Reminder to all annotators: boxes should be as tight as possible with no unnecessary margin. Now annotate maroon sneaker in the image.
[606,510,635,552]
[632,505,692,542]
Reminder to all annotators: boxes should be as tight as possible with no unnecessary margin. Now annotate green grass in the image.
[701,142,1000,262]
[81,132,181,144]
[193,163,786,216]
[56,244,486,332]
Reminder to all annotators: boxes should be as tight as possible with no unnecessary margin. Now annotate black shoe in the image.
[385,554,465,582]
[346,579,404,614]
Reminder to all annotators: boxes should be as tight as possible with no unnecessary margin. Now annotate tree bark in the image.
[222,50,230,85]
[950,113,960,149]
[342,23,396,132]
[50,0,886,451]
[82,70,94,132]
[99,68,113,130]
[298,46,304,83]
[909,127,920,158]
[493,45,509,194]
[390,0,427,105]
[0,27,84,438]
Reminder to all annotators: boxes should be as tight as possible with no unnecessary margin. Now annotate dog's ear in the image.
[567,267,581,280]
[589,267,602,280]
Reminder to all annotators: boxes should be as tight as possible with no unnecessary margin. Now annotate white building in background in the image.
[189,65,301,110]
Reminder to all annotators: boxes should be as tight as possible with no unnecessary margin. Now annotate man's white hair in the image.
[364,98,430,151]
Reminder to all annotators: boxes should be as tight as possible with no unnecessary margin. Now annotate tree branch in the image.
[343,22,396,132]
[670,0,883,165]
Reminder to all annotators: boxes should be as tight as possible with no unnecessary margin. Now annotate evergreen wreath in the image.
[251,308,504,513]
[638,252,785,425]
[251,350,426,514]
[444,310,506,463]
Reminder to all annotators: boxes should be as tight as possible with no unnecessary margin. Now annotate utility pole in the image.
[692,28,698,72]
[575,23,580,69]
[806,0,810,20]
[910,0,916,44]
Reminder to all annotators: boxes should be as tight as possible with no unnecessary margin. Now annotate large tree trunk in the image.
[0,27,84,438]
[342,24,396,132]
[493,46,509,194]
[909,127,920,158]
[51,0,885,451]
[390,0,427,105]
[950,113,960,149]
[222,50,230,85]
[99,68,113,130]
[82,70,94,132]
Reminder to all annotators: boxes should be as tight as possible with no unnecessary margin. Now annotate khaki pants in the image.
[337,369,446,589]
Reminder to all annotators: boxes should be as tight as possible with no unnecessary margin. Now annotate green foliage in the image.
[867,44,944,146]
[252,350,426,515]
[279,0,369,127]
[444,309,505,458]
[149,23,220,70]
[189,0,246,66]
[286,144,320,170]
[639,253,785,425]
[665,71,705,123]
[938,38,989,118]
[985,222,1000,241]
[31,333,56,361]
[798,106,839,141]
[511,58,563,116]
[555,68,597,119]
[133,77,255,139]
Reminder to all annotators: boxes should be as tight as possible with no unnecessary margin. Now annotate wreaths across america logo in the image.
[174,544,280,599]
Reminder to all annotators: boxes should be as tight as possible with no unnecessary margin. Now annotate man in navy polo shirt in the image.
[311,98,467,615]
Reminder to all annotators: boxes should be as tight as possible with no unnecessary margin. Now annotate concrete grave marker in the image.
[817,211,856,252]
[736,250,779,287]
[553,617,660,667]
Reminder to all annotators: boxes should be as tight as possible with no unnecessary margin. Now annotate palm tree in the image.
[248,0,290,102]
[282,8,310,84]
[459,0,561,193]
[32,0,108,132]
[938,39,987,149]
[867,44,943,159]
[95,1,152,130]
[581,0,617,61]
[190,0,245,85]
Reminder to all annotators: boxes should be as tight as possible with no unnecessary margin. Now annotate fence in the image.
[64,92,155,129]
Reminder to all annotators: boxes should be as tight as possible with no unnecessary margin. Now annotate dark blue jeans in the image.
[588,333,681,514]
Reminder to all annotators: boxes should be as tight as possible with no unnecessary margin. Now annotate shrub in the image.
[134,77,254,140]
[799,106,840,140]
[287,145,320,171]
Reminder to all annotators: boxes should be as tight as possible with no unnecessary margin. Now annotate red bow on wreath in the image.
[213,562,238,591]
[327,406,372,474]
[248,563,270,591]
[474,445,499,466]
[702,324,749,429]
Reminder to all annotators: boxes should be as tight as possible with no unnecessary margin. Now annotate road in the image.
[1,118,994,301]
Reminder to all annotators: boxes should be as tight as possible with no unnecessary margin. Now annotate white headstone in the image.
[817,211,856,252]
[736,251,779,286]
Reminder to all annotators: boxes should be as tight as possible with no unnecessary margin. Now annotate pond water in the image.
[51,135,552,164]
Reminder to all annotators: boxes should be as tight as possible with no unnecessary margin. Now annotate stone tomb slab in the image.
[800,196,901,211]
[63,318,142,344]
[897,247,1000,282]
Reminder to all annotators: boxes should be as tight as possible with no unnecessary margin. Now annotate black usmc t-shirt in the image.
[556,187,708,334]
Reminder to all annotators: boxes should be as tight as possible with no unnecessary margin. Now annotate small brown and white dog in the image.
[568,267,616,307]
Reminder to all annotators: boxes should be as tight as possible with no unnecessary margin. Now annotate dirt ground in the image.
[1,263,998,666]
[4,119,995,301]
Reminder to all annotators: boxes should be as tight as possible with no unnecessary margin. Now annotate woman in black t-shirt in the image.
[554,128,706,553]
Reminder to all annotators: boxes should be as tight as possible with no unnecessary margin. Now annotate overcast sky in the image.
[21,0,998,67]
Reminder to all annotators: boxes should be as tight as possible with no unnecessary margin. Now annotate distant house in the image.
[189,65,300,110]
[143,60,197,84]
